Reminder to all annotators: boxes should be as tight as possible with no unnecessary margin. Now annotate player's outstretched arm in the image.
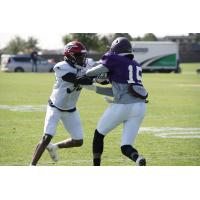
[62,73,93,85]
[82,84,113,97]
[86,64,109,77]
[96,86,113,97]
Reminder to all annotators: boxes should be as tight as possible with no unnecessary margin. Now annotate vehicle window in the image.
[38,57,47,64]
[13,57,31,62]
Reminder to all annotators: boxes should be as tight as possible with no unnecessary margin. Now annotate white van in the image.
[1,54,55,72]
[131,41,181,73]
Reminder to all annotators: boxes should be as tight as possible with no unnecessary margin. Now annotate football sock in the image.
[93,158,101,166]
[93,129,105,166]
[121,145,139,162]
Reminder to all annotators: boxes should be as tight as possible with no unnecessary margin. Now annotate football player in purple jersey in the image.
[86,37,148,166]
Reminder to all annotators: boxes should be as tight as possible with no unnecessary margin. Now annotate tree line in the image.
[1,33,200,54]
[1,33,159,54]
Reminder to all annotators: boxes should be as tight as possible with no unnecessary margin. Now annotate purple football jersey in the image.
[100,51,142,84]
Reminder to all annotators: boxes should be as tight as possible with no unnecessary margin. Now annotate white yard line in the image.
[0,104,47,112]
[1,105,200,139]
[139,127,200,138]
[177,83,200,87]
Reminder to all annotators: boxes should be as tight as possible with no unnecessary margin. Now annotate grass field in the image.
[0,63,200,166]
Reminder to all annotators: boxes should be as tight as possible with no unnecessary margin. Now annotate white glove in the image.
[94,73,109,84]
[103,96,113,103]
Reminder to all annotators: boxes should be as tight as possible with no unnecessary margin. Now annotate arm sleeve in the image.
[96,86,113,97]
[75,75,93,85]
[62,73,93,85]
[62,73,76,82]
[82,84,113,97]
[86,64,109,77]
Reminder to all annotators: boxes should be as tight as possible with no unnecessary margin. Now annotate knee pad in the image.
[121,145,138,157]
[42,134,52,145]
[93,129,105,154]
[93,129,104,142]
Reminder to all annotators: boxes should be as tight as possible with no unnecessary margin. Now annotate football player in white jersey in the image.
[30,41,94,166]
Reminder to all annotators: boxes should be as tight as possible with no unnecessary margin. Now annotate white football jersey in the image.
[49,61,85,110]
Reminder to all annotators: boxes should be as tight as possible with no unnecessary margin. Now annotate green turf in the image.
[0,63,200,166]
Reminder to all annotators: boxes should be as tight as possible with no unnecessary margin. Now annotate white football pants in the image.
[97,102,146,146]
[44,105,83,140]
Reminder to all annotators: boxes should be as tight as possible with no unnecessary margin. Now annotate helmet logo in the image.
[65,44,78,51]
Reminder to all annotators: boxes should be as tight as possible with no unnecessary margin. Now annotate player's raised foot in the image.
[136,156,146,166]
[46,143,59,162]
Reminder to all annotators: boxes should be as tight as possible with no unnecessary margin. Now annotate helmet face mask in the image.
[73,52,87,66]
[64,41,87,68]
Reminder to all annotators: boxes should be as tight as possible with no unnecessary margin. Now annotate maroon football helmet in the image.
[64,41,87,67]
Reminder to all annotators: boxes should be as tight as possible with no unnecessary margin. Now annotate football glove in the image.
[94,73,109,85]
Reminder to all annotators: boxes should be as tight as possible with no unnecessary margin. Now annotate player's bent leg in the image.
[93,129,105,166]
[121,145,146,166]
[61,110,83,143]
[55,138,83,148]
[72,139,83,147]
[121,145,139,161]
[31,134,53,166]
[97,104,124,135]
[46,139,83,162]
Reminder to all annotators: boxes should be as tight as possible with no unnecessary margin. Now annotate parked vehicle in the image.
[131,41,181,73]
[0,54,55,72]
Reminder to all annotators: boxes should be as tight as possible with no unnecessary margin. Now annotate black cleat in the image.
[136,156,146,166]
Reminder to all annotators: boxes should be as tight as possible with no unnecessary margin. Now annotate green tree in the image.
[62,34,73,45]
[26,37,39,50]
[3,36,39,54]
[189,33,200,42]
[96,35,110,52]
[101,33,134,48]
[132,36,142,41]
[112,33,133,41]
[4,36,26,54]
[142,33,158,41]
[62,33,100,51]
[62,33,134,53]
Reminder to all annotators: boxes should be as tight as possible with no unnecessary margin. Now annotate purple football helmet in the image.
[110,37,134,56]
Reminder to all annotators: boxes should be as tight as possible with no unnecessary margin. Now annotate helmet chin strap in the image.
[64,57,75,66]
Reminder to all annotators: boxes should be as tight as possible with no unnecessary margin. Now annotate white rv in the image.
[131,41,180,73]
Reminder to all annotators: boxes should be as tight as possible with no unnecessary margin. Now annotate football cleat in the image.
[46,143,59,162]
[136,155,146,166]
